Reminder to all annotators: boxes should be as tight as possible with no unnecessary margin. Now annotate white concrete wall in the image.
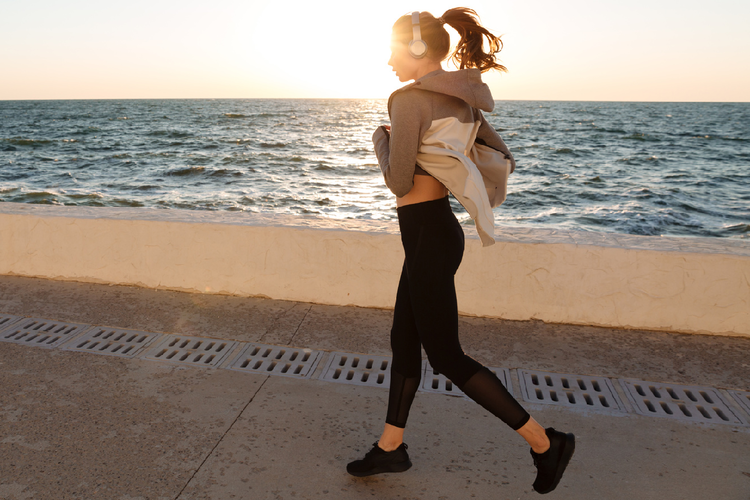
[1,202,748,337]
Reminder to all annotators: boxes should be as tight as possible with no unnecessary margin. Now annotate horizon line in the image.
[1,97,749,104]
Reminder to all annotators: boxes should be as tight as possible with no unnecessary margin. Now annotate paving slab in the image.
[0,341,265,500]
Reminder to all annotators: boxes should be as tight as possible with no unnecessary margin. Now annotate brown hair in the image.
[392,8,507,73]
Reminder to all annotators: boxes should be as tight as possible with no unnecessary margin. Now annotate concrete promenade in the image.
[1,275,749,499]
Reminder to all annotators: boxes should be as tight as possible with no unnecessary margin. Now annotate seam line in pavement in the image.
[258,304,298,344]
[286,305,312,345]
[173,374,272,500]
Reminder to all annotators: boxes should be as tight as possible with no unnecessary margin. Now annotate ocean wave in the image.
[554,148,577,155]
[223,113,248,118]
[584,176,605,184]
[621,133,660,142]
[721,223,750,235]
[2,138,53,146]
[253,113,288,118]
[66,193,104,200]
[73,127,100,135]
[149,130,192,138]
[111,199,145,207]
[260,142,287,148]
[209,169,243,177]
[22,191,60,199]
[166,166,206,176]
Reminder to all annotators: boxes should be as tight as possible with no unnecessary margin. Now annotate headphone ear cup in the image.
[409,39,428,59]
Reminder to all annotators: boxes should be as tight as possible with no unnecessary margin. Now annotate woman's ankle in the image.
[517,417,550,453]
[379,423,406,451]
[377,438,403,452]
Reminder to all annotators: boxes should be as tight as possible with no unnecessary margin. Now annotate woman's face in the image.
[388,40,420,82]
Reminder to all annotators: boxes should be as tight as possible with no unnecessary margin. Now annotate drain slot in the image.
[619,379,747,425]
[142,334,238,368]
[0,318,91,349]
[227,343,322,379]
[519,369,625,412]
[319,352,391,388]
[61,327,162,358]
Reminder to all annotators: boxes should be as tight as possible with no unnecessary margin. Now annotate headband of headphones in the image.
[409,11,428,59]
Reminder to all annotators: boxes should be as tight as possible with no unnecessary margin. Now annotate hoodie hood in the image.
[391,68,495,112]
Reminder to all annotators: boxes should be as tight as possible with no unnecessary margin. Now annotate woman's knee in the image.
[425,350,482,387]
[424,350,461,379]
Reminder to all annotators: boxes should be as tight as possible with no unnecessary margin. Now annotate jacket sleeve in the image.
[476,112,516,173]
[371,92,425,197]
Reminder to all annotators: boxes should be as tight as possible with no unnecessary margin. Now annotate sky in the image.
[1,0,749,101]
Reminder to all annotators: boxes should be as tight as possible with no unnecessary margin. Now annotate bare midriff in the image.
[396,174,449,207]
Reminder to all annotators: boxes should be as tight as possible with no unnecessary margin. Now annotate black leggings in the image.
[386,196,530,431]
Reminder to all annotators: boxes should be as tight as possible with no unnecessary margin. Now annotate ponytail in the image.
[441,8,506,73]
[392,9,506,74]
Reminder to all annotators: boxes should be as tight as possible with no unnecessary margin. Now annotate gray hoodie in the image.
[372,68,515,247]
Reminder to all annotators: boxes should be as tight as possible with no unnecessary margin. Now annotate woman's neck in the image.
[415,62,443,81]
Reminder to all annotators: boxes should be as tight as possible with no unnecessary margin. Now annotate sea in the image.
[1,99,748,239]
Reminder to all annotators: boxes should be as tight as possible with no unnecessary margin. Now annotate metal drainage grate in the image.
[729,391,750,418]
[0,314,22,333]
[318,352,391,388]
[619,379,746,425]
[421,361,513,398]
[60,326,163,358]
[141,334,238,368]
[227,343,323,379]
[519,370,625,412]
[0,317,92,348]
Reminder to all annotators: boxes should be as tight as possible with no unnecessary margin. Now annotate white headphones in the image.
[408,11,428,59]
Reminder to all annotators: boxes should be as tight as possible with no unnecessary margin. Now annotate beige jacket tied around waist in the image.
[372,68,515,247]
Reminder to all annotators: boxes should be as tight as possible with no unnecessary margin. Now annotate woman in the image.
[346,9,575,494]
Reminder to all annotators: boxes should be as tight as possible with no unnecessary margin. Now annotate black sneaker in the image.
[346,442,412,477]
[530,428,575,494]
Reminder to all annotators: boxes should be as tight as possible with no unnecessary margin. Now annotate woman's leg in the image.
[346,262,419,475]
[379,262,423,450]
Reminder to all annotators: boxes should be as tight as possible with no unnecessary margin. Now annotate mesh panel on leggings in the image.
[459,367,530,430]
[385,370,421,429]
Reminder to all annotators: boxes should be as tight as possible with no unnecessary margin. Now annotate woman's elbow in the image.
[387,179,413,198]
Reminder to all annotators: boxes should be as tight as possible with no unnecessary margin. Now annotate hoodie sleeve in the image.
[476,112,516,173]
[372,91,428,197]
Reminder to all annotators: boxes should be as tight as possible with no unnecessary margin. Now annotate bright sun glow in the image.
[244,0,401,98]
[0,0,748,101]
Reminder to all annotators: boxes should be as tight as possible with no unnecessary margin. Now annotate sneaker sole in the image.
[536,433,575,494]
[347,459,412,477]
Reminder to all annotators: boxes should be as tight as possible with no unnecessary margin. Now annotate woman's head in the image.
[389,8,507,74]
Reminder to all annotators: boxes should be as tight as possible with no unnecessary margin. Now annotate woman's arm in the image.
[372,92,427,197]
[475,112,516,173]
